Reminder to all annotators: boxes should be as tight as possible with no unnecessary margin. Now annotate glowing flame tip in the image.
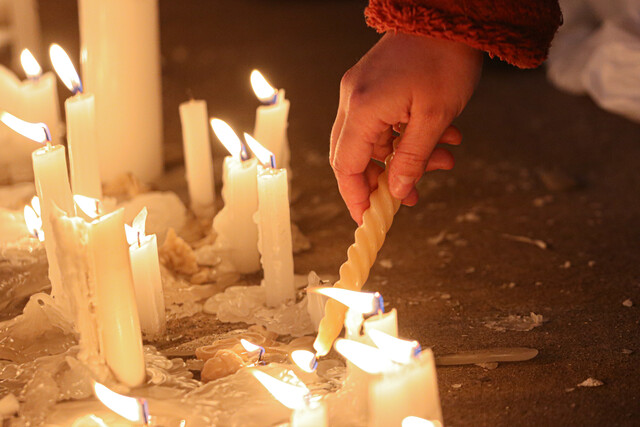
[93,382,148,423]
[20,49,42,79]
[244,133,275,168]
[0,111,50,144]
[251,370,309,410]
[250,69,277,103]
[49,43,82,94]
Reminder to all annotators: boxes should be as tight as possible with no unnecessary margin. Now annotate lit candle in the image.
[19,49,61,145]
[179,99,215,218]
[50,44,102,199]
[125,207,166,338]
[313,132,404,356]
[368,350,443,427]
[210,119,260,274]
[1,112,74,307]
[251,370,328,427]
[79,201,146,388]
[78,0,163,183]
[245,133,295,307]
[251,70,290,172]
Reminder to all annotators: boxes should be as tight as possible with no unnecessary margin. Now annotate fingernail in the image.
[390,175,414,199]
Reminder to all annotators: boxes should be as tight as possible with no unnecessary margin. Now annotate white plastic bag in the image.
[547,0,640,122]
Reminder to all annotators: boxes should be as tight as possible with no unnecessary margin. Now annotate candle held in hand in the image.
[313,132,404,356]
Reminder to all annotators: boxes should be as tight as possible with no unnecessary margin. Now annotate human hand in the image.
[330,32,483,224]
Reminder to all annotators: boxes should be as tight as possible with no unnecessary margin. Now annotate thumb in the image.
[388,114,449,199]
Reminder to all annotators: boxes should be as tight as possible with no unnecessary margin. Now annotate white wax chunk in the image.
[256,165,295,307]
[89,208,145,387]
[32,144,74,306]
[368,350,443,427]
[179,99,215,217]
[291,402,328,427]
[79,0,163,183]
[130,234,166,338]
[254,94,290,171]
[66,93,102,199]
[213,157,260,274]
[0,208,29,244]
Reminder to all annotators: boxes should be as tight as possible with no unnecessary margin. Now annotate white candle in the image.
[32,143,75,305]
[65,93,101,198]
[291,401,328,427]
[89,208,146,387]
[362,309,398,346]
[368,350,443,427]
[179,99,215,217]
[0,65,24,176]
[211,119,260,274]
[125,208,166,338]
[19,71,61,145]
[251,70,290,172]
[78,0,162,183]
[245,133,295,307]
[49,44,102,199]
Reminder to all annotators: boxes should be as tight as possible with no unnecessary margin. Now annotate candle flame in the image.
[250,70,277,103]
[240,338,266,361]
[49,43,82,94]
[124,207,148,246]
[210,118,249,161]
[23,204,44,241]
[309,287,384,315]
[20,49,42,79]
[74,195,102,219]
[93,383,148,424]
[31,196,41,217]
[244,133,275,168]
[402,416,440,427]
[251,370,309,410]
[334,339,394,374]
[291,350,318,373]
[0,111,50,144]
[367,329,421,365]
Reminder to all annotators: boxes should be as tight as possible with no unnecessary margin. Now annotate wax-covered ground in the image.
[36,1,640,426]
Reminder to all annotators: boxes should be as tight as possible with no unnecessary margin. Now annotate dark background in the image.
[22,1,640,425]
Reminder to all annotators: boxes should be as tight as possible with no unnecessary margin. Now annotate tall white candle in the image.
[0,65,25,177]
[251,70,290,172]
[179,99,215,218]
[65,93,101,198]
[50,44,102,199]
[78,0,163,183]
[211,119,260,274]
[50,208,108,380]
[245,133,295,307]
[368,350,443,427]
[89,208,146,388]
[126,208,166,338]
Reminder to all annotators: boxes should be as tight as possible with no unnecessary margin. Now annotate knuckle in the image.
[394,148,427,174]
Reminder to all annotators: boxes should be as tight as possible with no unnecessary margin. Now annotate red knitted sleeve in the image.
[365,0,562,69]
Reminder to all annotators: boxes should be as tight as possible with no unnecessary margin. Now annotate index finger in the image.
[332,107,389,224]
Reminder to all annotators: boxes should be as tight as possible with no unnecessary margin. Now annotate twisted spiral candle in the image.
[313,131,404,356]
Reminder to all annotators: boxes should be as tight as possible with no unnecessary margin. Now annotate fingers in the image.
[425,147,455,171]
[439,125,462,146]
[331,99,389,224]
[388,112,451,199]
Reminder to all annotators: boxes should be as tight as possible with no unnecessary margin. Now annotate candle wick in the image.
[137,232,141,248]
[269,154,276,169]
